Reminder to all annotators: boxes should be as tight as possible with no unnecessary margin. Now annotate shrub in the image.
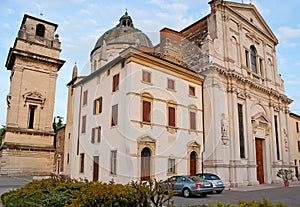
[1,175,172,207]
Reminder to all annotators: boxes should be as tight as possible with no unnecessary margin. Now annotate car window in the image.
[208,175,220,180]
[169,177,176,182]
[189,176,205,182]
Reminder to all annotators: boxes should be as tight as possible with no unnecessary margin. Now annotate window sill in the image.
[140,121,153,128]
[166,126,178,134]
[167,172,177,176]
[141,80,153,86]
[166,88,176,92]
[188,94,197,99]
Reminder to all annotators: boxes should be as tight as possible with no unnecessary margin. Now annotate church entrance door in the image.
[255,138,264,184]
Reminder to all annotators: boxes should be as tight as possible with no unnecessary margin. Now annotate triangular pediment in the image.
[224,2,278,44]
[251,112,270,124]
[187,141,201,148]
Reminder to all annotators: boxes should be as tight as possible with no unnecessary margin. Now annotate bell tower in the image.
[0,14,65,175]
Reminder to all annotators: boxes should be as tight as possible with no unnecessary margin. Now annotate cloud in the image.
[286,80,300,85]
[278,27,300,38]
[149,0,188,12]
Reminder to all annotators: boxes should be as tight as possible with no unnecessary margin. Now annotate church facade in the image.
[158,0,293,186]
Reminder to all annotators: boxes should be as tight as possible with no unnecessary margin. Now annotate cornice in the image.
[211,64,292,104]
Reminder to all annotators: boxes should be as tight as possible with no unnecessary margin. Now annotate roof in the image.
[91,11,153,55]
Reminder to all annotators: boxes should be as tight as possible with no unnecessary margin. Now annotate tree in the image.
[52,116,64,132]
[0,125,5,146]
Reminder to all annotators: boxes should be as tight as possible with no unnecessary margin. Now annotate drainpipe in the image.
[76,85,83,155]
[201,83,205,174]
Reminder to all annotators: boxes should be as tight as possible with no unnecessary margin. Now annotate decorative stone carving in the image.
[23,91,46,108]
[6,95,11,107]
[283,129,289,151]
[221,113,229,145]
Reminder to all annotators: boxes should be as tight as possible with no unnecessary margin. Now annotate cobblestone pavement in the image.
[0,176,33,207]
[0,176,299,206]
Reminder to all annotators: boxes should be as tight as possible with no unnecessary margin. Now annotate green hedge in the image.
[1,175,172,207]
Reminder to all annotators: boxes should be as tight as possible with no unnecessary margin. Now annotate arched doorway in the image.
[190,151,197,175]
[141,147,151,181]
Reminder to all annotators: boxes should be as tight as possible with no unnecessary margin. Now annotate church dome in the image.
[92,11,153,53]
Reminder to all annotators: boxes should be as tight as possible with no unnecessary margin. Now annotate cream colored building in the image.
[0,14,65,175]
[289,113,300,179]
[68,13,204,183]
[65,1,294,186]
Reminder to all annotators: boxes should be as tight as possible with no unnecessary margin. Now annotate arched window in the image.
[141,147,151,180]
[250,45,257,73]
[36,24,45,37]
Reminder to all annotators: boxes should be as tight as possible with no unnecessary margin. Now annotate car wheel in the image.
[182,188,191,198]
[216,190,223,194]
[200,193,207,198]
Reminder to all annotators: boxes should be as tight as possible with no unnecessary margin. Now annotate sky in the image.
[0,0,300,126]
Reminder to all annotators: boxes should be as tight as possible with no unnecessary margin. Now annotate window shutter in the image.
[97,127,101,143]
[168,106,175,127]
[143,101,151,122]
[91,128,95,143]
[190,111,196,130]
[99,97,103,113]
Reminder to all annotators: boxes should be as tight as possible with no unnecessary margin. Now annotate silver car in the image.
[195,173,225,194]
[163,175,214,198]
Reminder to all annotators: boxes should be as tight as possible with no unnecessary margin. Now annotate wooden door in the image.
[255,139,264,184]
[190,151,197,175]
[141,148,151,181]
[93,156,99,182]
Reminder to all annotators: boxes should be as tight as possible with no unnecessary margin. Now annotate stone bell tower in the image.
[0,14,65,175]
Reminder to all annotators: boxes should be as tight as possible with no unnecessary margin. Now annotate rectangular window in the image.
[93,97,103,114]
[298,141,300,152]
[238,104,245,158]
[83,90,88,106]
[167,79,175,90]
[112,74,120,92]
[190,111,196,130]
[296,122,299,133]
[67,153,69,164]
[28,105,36,129]
[143,100,151,123]
[111,104,118,127]
[168,158,176,174]
[110,150,117,175]
[168,106,176,127]
[68,133,71,139]
[245,50,249,68]
[142,70,151,83]
[79,153,85,173]
[189,86,195,96]
[274,115,280,160]
[81,115,86,133]
[91,127,101,144]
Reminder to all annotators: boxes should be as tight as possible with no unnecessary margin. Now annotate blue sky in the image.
[0,0,299,126]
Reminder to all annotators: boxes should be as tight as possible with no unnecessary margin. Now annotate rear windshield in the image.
[189,176,205,182]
